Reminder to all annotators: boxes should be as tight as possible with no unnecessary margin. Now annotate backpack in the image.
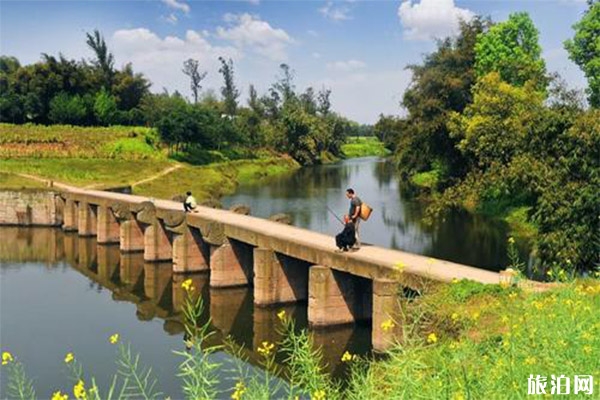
[359,202,373,221]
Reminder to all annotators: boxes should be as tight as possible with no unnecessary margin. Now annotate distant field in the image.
[342,136,390,158]
[0,123,163,160]
[0,124,299,200]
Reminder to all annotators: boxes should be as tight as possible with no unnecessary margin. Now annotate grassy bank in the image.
[134,157,299,200]
[3,276,598,399]
[0,124,299,200]
[354,279,600,399]
[342,136,390,158]
[409,166,538,241]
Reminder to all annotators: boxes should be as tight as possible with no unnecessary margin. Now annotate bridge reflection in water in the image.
[0,227,371,378]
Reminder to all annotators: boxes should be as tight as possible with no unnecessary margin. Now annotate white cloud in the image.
[307,30,319,37]
[326,59,366,72]
[319,2,352,21]
[111,28,239,96]
[216,13,293,61]
[162,0,190,14]
[312,52,322,59]
[398,0,474,41]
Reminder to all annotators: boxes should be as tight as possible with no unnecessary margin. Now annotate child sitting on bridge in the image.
[335,215,356,252]
[183,191,197,213]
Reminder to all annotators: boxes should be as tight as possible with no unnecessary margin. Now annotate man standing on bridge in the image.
[346,188,362,248]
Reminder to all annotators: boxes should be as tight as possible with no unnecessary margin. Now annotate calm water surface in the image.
[1,157,523,397]
[224,157,523,270]
[0,228,368,398]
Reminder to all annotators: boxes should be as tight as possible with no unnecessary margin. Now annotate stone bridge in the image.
[3,185,507,351]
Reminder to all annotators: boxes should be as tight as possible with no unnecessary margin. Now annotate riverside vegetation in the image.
[374,7,600,274]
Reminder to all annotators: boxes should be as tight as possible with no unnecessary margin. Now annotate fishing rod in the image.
[326,205,345,225]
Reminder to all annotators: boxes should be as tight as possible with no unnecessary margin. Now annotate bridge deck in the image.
[59,183,501,286]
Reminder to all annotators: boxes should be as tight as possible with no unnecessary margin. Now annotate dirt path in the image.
[130,163,182,187]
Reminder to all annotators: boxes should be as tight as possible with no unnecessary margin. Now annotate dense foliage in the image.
[475,12,547,89]
[0,31,355,166]
[378,10,599,272]
[0,31,149,126]
[564,1,600,107]
[376,18,489,181]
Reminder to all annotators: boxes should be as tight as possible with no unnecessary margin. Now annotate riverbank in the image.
[409,167,538,242]
[0,123,300,201]
[341,136,390,158]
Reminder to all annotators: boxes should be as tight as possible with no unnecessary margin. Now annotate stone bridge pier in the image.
[47,188,506,352]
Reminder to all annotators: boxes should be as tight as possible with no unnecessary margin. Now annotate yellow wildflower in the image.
[231,381,246,400]
[427,333,438,344]
[452,393,465,400]
[73,380,86,400]
[257,341,275,356]
[508,292,517,299]
[181,278,194,292]
[64,352,74,363]
[52,391,69,400]
[2,351,13,365]
[312,389,326,400]
[277,310,286,320]
[583,345,592,354]
[396,262,406,272]
[451,278,459,284]
[341,351,357,362]
[451,313,459,322]
[508,237,515,245]
[380,319,395,332]
[109,334,119,345]
[525,357,536,365]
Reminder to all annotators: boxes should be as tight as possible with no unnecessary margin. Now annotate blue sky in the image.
[0,0,589,123]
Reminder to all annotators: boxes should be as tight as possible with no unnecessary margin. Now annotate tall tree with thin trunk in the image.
[218,56,240,115]
[85,30,115,90]
[182,59,207,104]
[317,87,331,116]
[273,63,296,106]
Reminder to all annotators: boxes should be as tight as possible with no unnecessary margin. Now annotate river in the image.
[0,157,522,398]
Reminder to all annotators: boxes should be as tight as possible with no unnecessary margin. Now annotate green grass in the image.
[0,123,161,160]
[354,280,600,399]
[134,157,299,201]
[410,170,440,189]
[342,136,390,158]
[0,159,172,189]
[505,206,538,239]
[0,172,47,190]
[0,124,298,197]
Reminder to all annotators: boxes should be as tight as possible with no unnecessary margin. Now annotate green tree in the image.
[273,64,296,106]
[48,92,88,125]
[449,72,544,169]
[317,87,331,116]
[86,30,115,89]
[112,63,150,110]
[218,57,240,115]
[391,17,489,179]
[299,87,317,115]
[182,59,207,104]
[475,12,546,88]
[94,88,118,125]
[564,2,600,107]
